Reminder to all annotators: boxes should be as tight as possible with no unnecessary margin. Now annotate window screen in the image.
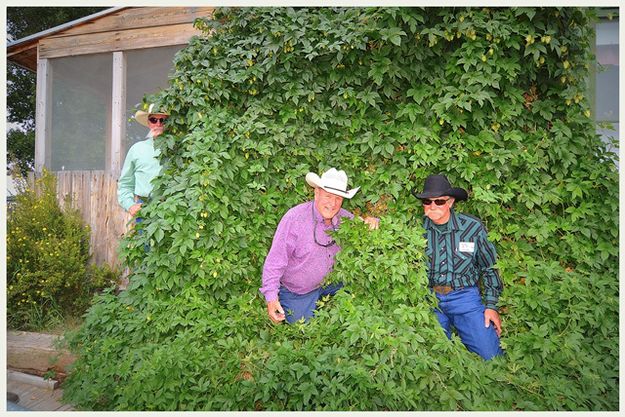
[595,19,619,165]
[595,21,618,122]
[124,45,184,153]
[49,53,113,171]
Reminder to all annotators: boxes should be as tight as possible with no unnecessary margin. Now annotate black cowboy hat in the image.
[414,174,468,201]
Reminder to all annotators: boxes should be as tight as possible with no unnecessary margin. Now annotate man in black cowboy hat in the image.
[415,174,504,360]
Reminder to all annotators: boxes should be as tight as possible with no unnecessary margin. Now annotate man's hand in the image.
[363,216,380,230]
[484,308,502,337]
[267,299,286,323]
[128,203,142,217]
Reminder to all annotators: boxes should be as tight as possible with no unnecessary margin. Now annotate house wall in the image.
[55,171,131,267]
[38,7,213,58]
[28,171,132,271]
[594,17,619,169]
[30,171,132,268]
[23,8,215,269]
[34,7,214,174]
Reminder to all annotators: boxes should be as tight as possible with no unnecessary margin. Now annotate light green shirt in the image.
[117,138,161,211]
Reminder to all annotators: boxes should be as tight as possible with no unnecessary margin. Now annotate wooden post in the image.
[110,51,126,177]
[34,56,51,172]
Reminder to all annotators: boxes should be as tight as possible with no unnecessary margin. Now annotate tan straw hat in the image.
[134,103,169,127]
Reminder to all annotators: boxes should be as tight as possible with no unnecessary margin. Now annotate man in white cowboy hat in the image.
[117,103,169,217]
[415,174,504,360]
[260,168,379,324]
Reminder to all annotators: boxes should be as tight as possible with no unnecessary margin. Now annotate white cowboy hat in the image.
[135,103,169,127]
[305,168,360,199]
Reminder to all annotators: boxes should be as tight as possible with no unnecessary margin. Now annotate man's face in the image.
[147,113,168,137]
[314,187,344,220]
[422,196,454,225]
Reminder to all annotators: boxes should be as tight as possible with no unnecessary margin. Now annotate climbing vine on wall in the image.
[62,7,618,411]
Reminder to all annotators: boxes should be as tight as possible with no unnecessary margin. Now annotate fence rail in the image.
[28,170,131,268]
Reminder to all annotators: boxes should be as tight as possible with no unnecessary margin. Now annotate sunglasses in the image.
[421,198,450,206]
[148,117,167,124]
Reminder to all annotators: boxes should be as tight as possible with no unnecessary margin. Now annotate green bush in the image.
[7,169,118,330]
[62,7,618,410]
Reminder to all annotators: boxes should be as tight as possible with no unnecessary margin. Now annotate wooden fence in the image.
[30,171,132,268]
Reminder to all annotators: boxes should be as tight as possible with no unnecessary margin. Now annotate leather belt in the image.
[432,285,455,295]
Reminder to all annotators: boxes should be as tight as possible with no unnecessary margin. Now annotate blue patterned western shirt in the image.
[424,209,503,310]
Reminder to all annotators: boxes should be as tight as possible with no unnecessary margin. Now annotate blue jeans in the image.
[433,286,503,360]
[134,197,150,252]
[279,282,344,324]
[135,196,147,225]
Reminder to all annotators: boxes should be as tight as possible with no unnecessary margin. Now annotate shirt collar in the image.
[423,208,459,232]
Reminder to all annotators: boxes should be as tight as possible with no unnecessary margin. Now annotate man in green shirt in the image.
[117,104,168,216]
[415,174,504,360]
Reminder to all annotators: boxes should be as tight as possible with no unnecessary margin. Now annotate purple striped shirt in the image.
[260,200,353,302]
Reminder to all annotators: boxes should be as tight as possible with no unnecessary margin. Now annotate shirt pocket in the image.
[453,242,475,273]
[293,241,312,260]
[292,231,317,260]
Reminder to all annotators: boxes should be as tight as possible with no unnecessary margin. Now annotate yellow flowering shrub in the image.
[7,169,117,330]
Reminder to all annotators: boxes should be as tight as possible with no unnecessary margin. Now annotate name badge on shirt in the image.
[459,241,475,253]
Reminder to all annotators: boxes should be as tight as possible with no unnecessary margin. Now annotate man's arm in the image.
[260,212,295,322]
[361,216,380,229]
[476,226,504,336]
[476,226,503,309]
[266,299,285,323]
[344,208,379,230]
[117,148,138,213]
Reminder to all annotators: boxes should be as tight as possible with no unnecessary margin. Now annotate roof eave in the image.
[7,7,126,49]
